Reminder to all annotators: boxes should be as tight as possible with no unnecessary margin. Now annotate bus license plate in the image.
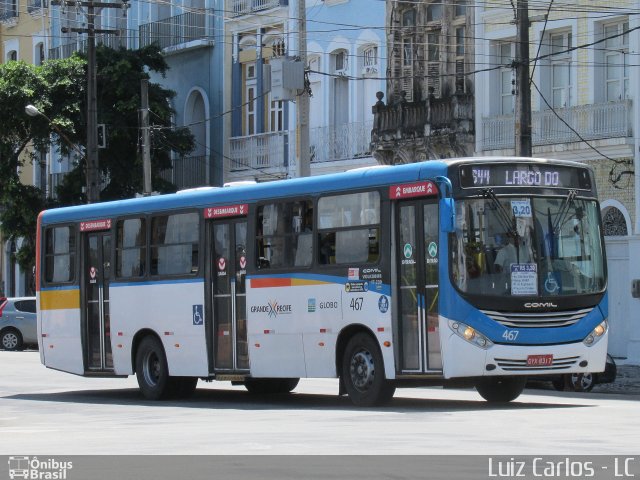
[527,354,553,367]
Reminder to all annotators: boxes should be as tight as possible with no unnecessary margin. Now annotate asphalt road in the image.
[1,350,639,455]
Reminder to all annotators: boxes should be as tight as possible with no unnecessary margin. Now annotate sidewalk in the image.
[592,364,640,395]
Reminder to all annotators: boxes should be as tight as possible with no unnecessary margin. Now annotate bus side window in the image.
[44,225,76,284]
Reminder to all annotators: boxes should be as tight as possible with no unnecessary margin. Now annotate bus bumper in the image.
[440,317,609,379]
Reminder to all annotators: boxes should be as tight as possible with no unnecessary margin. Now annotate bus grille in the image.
[481,308,593,328]
[494,356,580,371]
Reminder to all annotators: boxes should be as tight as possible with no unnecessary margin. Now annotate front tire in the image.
[342,333,395,407]
[1,329,23,351]
[476,377,526,403]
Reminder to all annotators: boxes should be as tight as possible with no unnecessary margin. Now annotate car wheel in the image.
[1,329,23,351]
[569,373,594,392]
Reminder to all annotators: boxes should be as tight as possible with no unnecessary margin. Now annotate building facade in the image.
[223,0,387,183]
[370,0,475,165]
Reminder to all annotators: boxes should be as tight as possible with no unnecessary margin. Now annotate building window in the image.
[497,42,515,114]
[603,21,629,101]
[427,31,441,96]
[402,9,415,27]
[455,0,467,17]
[455,27,465,92]
[35,42,45,65]
[363,45,378,68]
[244,68,257,136]
[427,2,442,22]
[548,32,572,108]
[8,50,18,61]
[334,50,347,73]
[268,96,283,132]
[603,207,628,236]
[403,39,413,67]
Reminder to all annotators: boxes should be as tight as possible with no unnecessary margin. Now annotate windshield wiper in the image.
[552,189,577,234]
[482,189,518,239]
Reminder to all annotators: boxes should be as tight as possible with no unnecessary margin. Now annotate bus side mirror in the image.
[440,198,455,233]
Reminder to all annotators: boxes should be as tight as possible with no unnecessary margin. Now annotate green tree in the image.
[56,44,195,203]
[0,57,85,275]
[0,45,195,276]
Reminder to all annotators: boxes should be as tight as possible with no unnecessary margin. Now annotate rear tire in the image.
[244,378,299,394]
[476,377,526,403]
[342,333,395,407]
[1,329,23,351]
[135,336,173,400]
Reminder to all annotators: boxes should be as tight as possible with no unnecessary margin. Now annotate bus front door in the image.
[209,220,249,373]
[396,200,442,373]
[83,231,113,372]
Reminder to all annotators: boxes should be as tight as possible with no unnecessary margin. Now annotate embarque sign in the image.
[389,181,438,199]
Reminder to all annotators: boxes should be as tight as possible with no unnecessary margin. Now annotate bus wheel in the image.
[1,329,23,351]
[244,378,299,394]
[342,333,395,407]
[136,336,172,400]
[475,377,526,403]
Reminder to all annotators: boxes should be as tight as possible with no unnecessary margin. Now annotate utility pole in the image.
[514,0,532,157]
[54,0,129,202]
[140,79,152,195]
[295,0,310,177]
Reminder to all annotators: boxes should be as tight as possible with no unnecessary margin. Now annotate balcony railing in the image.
[139,11,208,50]
[371,93,474,144]
[48,30,133,60]
[229,131,288,171]
[481,100,632,151]
[160,155,208,190]
[230,0,285,17]
[309,122,373,163]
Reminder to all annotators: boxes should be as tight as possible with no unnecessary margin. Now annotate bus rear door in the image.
[205,204,249,374]
[81,222,114,372]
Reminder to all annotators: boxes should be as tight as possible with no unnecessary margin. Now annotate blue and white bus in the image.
[36,157,608,406]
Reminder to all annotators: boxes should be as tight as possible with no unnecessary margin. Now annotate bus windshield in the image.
[451,195,605,298]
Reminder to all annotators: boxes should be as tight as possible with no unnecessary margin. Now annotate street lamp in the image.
[25,104,88,200]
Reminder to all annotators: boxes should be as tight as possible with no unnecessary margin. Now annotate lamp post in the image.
[25,104,87,199]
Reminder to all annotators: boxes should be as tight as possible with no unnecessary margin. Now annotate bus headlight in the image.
[583,320,608,347]
[449,320,493,350]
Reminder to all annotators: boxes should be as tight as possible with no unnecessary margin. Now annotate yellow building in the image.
[0,0,49,296]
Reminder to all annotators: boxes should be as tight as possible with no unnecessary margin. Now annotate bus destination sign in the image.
[459,164,591,190]
[389,181,438,199]
[204,204,249,219]
[80,219,112,232]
